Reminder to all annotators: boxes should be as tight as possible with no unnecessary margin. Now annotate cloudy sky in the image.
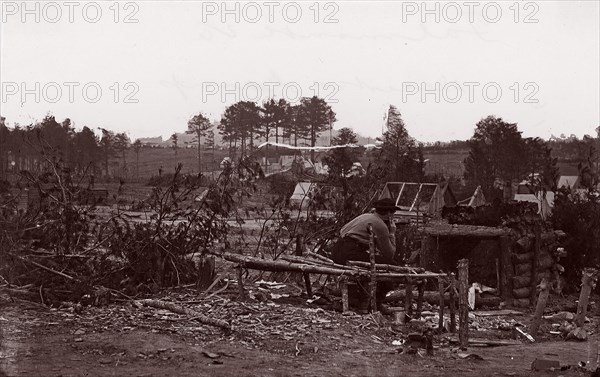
[1,1,599,142]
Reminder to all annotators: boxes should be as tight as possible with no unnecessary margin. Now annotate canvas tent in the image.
[514,180,555,219]
[290,182,315,208]
[457,186,487,207]
[557,175,580,190]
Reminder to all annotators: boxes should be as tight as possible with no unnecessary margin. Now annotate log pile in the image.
[219,252,432,280]
[441,203,568,308]
[510,230,565,307]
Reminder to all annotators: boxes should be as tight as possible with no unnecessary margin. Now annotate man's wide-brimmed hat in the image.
[372,198,401,211]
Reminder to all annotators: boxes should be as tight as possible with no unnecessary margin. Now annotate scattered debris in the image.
[137,299,230,331]
[565,327,588,341]
[514,327,535,343]
[458,353,484,361]
[202,351,221,359]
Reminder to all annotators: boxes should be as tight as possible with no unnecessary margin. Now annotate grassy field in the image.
[107,146,581,191]
[115,147,227,180]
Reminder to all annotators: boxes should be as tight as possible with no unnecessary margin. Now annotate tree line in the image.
[1,107,597,198]
[0,115,133,179]
[464,116,600,201]
[0,95,337,179]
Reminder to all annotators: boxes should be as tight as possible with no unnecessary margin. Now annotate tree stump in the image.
[449,273,457,333]
[438,277,445,331]
[576,268,598,328]
[530,278,550,334]
[530,224,541,303]
[197,255,216,290]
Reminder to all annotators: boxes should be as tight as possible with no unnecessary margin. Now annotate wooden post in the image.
[404,279,413,316]
[340,276,349,313]
[449,273,457,333]
[420,235,435,270]
[304,274,313,298]
[499,235,513,303]
[458,259,469,350]
[530,224,541,303]
[295,234,313,297]
[416,280,426,317]
[438,276,445,331]
[368,224,377,313]
[197,255,216,290]
[530,278,550,334]
[575,268,598,327]
[237,265,245,298]
[495,258,501,292]
[425,327,434,356]
[388,213,397,248]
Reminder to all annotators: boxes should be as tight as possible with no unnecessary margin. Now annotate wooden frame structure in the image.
[379,182,456,224]
[420,222,513,302]
[218,227,469,338]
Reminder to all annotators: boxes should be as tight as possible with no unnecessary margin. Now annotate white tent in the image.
[457,186,487,207]
[290,182,315,208]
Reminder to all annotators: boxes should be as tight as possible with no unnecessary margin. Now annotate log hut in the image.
[419,221,566,307]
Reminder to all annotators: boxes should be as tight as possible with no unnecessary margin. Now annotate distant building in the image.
[137,136,163,147]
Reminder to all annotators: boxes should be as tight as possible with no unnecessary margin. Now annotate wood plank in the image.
[447,338,522,347]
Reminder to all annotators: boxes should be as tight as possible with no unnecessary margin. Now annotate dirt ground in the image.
[1,284,598,377]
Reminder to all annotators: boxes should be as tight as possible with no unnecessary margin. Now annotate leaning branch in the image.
[6,252,77,282]
[137,299,230,331]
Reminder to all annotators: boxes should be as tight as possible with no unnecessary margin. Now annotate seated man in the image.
[329,198,399,311]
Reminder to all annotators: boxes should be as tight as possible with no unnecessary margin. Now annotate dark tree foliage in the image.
[186,112,212,174]
[322,127,362,178]
[219,101,262,158]
[295,96,337,161]
[376,105,424,182]
[464,115,557,201]
[261,98,293,146]
[551,147,600,284]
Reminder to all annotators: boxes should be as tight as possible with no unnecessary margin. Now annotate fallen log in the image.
[513,287,531,299]
[383,290,502,308]
[447,337,522,347]
[347,261,425,274]
[374,272,448,280]
[305,251,335,264]
[512,276,532,289]
[536,254,554,271]
[515,263,532,276]
[514,237,533,253]
[220,253,439,280]
[137,299,230,330]
[280,255,356,271]
[513,298,530,307]
[219,252,368,277]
